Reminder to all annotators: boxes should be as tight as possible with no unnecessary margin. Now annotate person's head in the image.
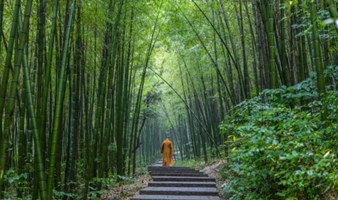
[166,132,170,139]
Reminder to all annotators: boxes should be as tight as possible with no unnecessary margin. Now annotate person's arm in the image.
[161,142,164,154]
[170,142,174,156]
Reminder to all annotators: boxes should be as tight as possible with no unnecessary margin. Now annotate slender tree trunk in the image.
[47,2,75,198]
[17,57,27,198]
[310,2,327,120]
[0,0,20,138]
[38,0,59,158]
[245,2,259,95]
[131,5,160,175]
[0,0,4,52]
[265,1,278,88]
[0,0,37,197]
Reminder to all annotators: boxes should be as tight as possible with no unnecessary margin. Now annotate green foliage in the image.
[87,175,137,199]
[4,169,27,185]
[220,77,338,199]
[116,175,138,184]
[176,148,227,170]
[175,159,205,169]
[3,168,30,199]
[53,189,78,200]
[262,72,317,103]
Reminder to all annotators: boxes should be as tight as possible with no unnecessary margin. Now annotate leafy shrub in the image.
[220,76,338,200]
[3,168,30,199]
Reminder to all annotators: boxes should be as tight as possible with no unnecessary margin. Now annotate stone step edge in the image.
[131,195,220,200]
[152,176,216,182]
[148,181,216,187]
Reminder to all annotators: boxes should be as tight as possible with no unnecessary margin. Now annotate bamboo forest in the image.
[0,0,337,199]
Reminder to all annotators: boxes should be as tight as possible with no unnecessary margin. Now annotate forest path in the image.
[131,161,220,200]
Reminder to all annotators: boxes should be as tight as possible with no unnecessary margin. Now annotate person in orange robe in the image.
[161,136,175,166]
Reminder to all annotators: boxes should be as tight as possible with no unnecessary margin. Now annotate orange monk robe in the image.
[161,138,175,166]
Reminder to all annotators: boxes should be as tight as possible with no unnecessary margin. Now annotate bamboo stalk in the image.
[310,1,327,120]
[0,0,20,137]
[131,5,161,175]
[47,1,75,198]
[0,0,4,53]
[22,40,48,200]
[266,1,278,88]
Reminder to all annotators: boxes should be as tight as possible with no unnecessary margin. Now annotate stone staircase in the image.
[132,161,220,200]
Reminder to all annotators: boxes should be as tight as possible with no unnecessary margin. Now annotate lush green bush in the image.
[220,74,338,200]
[3,168,30,199]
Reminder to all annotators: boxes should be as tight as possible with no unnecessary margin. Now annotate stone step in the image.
[149,169,199,174]
[150,172,208,177]
[149,170,198,174]
[148,166,197,172]
[148,181,216,187]
[149,169,199,173]
[150,164,163,167]
[150,171,201,174]
[148,170,198,173]
[139,187,218,196]
[148,167,199,172]
[152,176,216,182]
[150,169,200,173]
[131,161,220,200]
[132,195,220,200]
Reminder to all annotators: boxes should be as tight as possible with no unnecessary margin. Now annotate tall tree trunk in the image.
[0,0,20,138]
[47,2,75,198]
[0,0,4,52]
[310,1,327,120]
[265,1,278,88]
[237,1,250,98]
[0,0,37,197]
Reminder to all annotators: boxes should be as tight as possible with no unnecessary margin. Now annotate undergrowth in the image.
[220,68,338,200]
